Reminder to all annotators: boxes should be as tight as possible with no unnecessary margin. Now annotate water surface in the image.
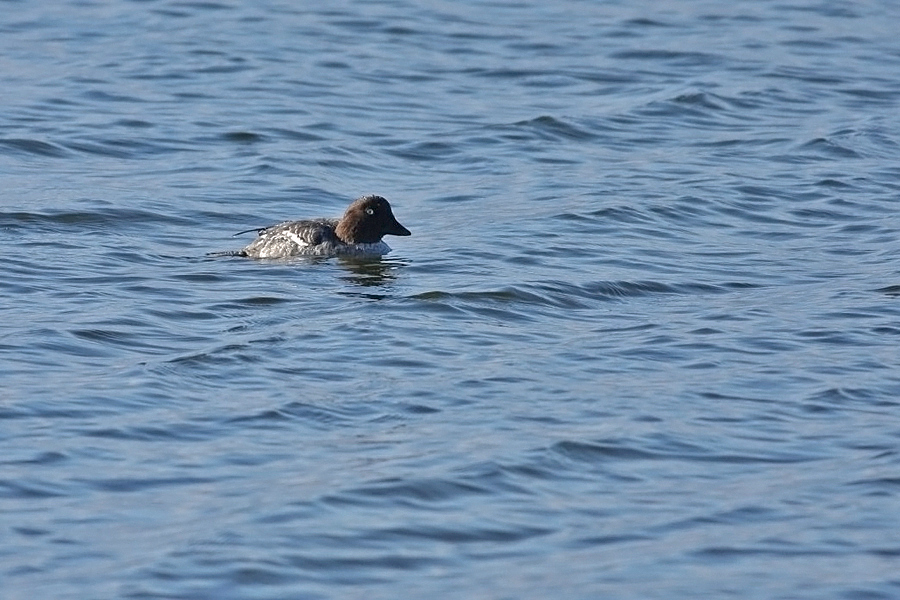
[2,1,900,598]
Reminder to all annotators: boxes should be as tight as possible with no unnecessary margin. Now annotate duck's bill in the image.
[386,220,411,236]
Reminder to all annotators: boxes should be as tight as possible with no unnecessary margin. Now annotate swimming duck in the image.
[237,195,410,258]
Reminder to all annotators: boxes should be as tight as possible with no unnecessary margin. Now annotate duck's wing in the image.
[239,219,339,258]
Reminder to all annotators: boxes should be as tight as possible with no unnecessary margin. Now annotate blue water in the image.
[3,1,900,598]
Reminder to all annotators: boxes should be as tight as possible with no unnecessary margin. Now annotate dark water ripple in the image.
[3,0,900,599]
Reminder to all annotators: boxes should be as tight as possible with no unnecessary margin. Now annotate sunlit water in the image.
[2,1,900,598]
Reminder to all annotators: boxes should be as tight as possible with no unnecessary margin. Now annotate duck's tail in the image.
[206,249,248,258]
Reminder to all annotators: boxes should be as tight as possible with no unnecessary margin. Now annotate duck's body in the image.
[237,195,410,259]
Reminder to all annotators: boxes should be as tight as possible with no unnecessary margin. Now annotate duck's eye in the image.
[365,208,375,215]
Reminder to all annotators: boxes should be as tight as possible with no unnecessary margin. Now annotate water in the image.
[2,0,900,598]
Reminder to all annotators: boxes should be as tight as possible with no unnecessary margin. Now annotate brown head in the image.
[334,195,411,244]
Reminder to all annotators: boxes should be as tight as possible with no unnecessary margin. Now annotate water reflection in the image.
[337,255,407,287]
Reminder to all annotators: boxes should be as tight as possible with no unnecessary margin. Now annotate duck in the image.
[236,195,410,258]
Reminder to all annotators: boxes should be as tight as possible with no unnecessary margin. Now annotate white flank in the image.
[284,231,311,248]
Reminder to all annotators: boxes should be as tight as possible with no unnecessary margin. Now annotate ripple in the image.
[0,480,68,499]
[326,478,490,508]
[553,439,818,465]
[0,207,192,231]
[798,136,862,159]
[76,476,216,493]
[370,522,552,544]
[227,400,375,430]
[411,280,760,315]
[0,137,68,157]
[608,49,723,67]
[221,131,265,143]
[82,423,218,442]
